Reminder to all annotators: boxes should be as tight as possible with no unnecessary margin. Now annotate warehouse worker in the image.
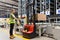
[9,9,18,39]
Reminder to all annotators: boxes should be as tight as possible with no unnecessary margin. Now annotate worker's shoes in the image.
[10,35,15,39]
[12,35,15,38]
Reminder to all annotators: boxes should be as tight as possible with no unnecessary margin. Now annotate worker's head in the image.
[11,9,16,13]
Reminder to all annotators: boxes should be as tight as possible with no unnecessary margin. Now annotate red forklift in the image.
[22,0,38,39]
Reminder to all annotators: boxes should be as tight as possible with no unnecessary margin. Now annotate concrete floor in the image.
[0,28,23,40]
[0,28,55,40]
[31,37,55,40]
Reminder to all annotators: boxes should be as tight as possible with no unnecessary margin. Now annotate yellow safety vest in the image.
[10,13,15,24]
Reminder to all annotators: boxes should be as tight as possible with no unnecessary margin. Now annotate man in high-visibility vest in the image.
[9,9,18,39]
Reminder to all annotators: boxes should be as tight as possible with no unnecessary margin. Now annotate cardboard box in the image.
[35,14,46,21]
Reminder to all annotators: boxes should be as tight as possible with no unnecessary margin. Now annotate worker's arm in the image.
[11,14,20,25]
[11,14,18,20]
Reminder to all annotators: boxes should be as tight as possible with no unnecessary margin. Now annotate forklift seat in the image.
[22,24,34,34]
[22,23,35,39]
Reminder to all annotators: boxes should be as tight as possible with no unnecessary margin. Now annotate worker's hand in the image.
[17,20,20,26]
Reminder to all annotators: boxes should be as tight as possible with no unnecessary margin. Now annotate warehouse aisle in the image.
[0,28,55,40]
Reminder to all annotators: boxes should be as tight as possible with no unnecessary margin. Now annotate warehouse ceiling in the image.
[0,0,18,11]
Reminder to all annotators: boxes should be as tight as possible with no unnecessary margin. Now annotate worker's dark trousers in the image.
[10,23,14,36]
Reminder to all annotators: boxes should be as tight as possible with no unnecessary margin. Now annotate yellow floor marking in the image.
[2,28,29,40]
[14,34,29,40]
